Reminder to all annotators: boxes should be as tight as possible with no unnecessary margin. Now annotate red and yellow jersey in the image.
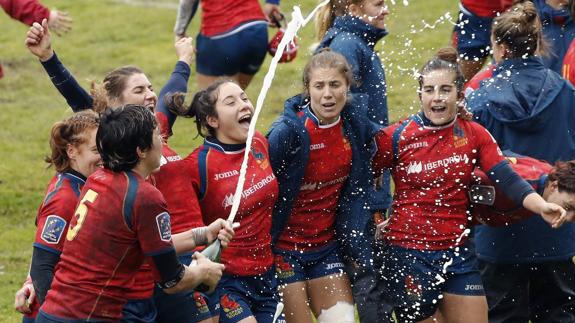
[373,114,505,250]
[33,172,85,255]
[471,155,552,226]
[200,0,266,37]
[461,0,512,18]
[181,132,278,276]
[563,39,575,86]
[276,110,352,251]
[41,168,175,321]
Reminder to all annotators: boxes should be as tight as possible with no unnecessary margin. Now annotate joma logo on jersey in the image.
[326,262,344,270]
[215,170,239,181]
[404,141,429,151]
[310,143,326,151]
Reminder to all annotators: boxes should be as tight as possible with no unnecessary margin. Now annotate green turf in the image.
[0,0,456,321]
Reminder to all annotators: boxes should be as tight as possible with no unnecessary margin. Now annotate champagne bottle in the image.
[191,239,222,293]
[200,239,222,262]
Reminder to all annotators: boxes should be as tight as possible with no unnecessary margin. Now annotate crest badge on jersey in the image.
[453,123,468,148]
[41,215,67,244]
[155,212,172,242]
[250,147,269,169]
[221,294,244,319]
[275,255,295,279]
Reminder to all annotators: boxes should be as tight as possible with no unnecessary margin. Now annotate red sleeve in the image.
[34,188,77,253]
[1,0,50,26]
[373,127,395,175]
[473,123,505,172]
[134,185,175,256]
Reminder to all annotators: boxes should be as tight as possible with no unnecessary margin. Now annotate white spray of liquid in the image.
[227,0,330,223]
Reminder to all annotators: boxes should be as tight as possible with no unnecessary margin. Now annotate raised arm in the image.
[174,0,199,39]
[156,37,194,139]
[25,19,93,111]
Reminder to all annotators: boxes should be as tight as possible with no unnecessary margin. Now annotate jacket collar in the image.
[493,56,545,77]
[331,15,388,48]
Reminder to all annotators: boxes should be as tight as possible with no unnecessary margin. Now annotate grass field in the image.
[0,0,456,321]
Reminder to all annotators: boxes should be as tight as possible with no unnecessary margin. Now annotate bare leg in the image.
[307,273,354,318]
[279,281,314,323]
[439,293,488,323]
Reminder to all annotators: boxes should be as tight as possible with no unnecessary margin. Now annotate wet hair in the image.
[418,47,466,94]
[548,161,575,194]
[96,104,157,172]
[315,0,364,40]
[166,79,232,138]
[91,66,145,113]
[46,110,100,172]
[303,49,354,98]
[492,2,547,59]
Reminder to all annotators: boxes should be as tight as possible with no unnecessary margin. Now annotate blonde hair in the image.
[315,0,364,41]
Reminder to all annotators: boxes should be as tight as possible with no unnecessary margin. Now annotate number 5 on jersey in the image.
[66,189,98,241]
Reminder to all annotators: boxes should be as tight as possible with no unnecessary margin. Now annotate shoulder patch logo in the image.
[155,212,172,242]
[41,215,67,244]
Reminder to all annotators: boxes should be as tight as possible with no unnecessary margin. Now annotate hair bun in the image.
[435,47,459,64]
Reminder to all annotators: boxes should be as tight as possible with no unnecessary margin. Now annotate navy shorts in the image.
[218,268,283,323]
[154,252,219,323]
[451,3,494,60]
[274,243,346,285]
[379,242,484,322]
[196,21,268,76]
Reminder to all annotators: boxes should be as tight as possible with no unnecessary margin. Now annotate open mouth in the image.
[238,114,252,129]
[431,106,446,113]
[322,102,336,110]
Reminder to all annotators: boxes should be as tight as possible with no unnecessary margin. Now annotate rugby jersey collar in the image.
[414,111,457,130]
[62,168,87,183]
[205,136,246,153]
[303,104,342,129]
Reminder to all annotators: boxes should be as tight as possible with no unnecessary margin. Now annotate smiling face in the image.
[350,0,389,30]
[420,69,460,126]
[308,67,349,125]
[207,82,254,144]
[68,127,102,178]
[112,73,158,111]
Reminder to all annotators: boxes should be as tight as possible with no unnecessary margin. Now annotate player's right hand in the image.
[193,252,225,294]
[25,19,54,62]
[48,10,73,36]
[14,280,35,314]
[175,37,195,66]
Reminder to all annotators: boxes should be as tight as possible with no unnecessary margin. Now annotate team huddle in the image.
[8,0,575,322]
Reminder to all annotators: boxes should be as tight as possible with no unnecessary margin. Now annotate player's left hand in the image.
[175,36,195,66]
[206,219,235,248]
[48,9,73,36]
[263,4,283,27]
[539,202,567,229]
[14,279,35,314]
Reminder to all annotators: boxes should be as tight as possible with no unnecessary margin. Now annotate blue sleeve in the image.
[266,0,280,5]
[266,121,294,177]
[156,61,191,136]
[30,246,60,305]
[40,52,94,112]
[485,160,535,206]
